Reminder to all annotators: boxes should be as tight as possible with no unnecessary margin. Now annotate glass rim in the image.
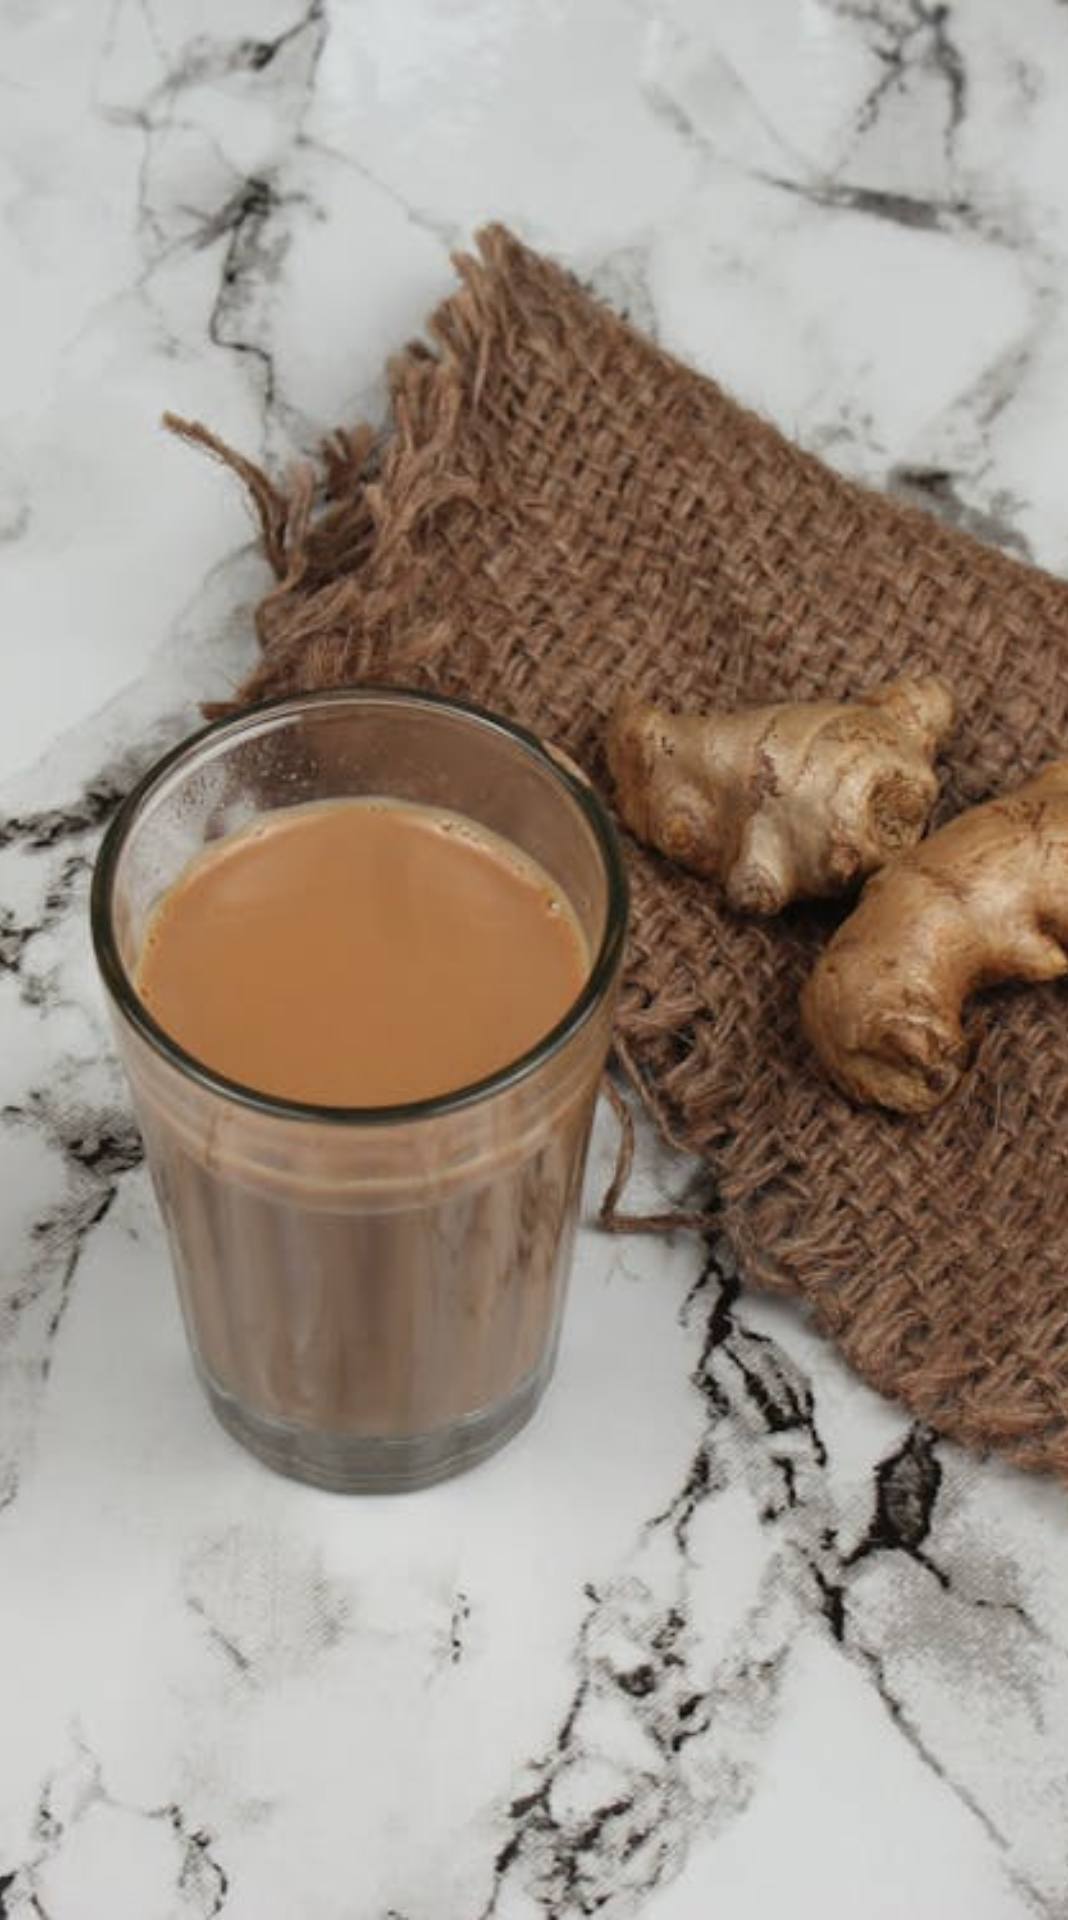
[91,684,629,1127]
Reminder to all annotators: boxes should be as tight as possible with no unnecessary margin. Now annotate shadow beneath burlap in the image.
[169,225,1068,1483]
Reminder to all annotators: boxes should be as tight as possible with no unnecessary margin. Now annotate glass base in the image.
[197,1355,553,1492]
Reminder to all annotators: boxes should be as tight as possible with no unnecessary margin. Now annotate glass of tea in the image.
[91,688,627,1492]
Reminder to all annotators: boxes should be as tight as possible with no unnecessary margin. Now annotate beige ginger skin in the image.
[802,762,1068,1114]
[606,676,955,915]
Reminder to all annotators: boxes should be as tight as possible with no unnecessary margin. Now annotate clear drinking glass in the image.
[91,688,627,1491]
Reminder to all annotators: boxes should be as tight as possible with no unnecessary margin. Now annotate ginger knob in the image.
[606,675,955,914]
[801,763,1068,1113]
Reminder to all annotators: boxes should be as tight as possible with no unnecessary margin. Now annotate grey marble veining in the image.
[3,2,1068,1915]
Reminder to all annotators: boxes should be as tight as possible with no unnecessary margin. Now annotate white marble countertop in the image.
[3,1,1068,1914]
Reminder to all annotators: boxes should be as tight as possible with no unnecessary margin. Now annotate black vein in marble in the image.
[3,1094,143,1355]
[468,1216,1066,1915]
[926,1,967,137]
[0,1729,229,1917]
[0,1080,143,1517]
[182,1526,352,1689]
[0,740,184,1514]
[0,773,127,852]
[117,0,324,107]
[0,853,90,1006]
[843,1627,1055,1915]
[478,1244,820,1914]
[766,171,967,234]
[855,1636,1014,1843]
[844,1420,1049,1643]
[186,1596,254,1678]
[816,1429,1058,1912]
[888,464,1034,559]
[198,0,326,431]
[764,160,1035,266]
[297,132,462,256]
[639,39,811,178]
[0,747,159,1008]
[450,1590,471,1666]
[101,0,328,436]
[203,175,286,407]
[237,0,324,76]
[838,0,968,156]
[171,1809,229,1918]
[846,1422,942,1563]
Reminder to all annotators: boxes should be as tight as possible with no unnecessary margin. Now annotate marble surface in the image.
[3,0,1068,1913]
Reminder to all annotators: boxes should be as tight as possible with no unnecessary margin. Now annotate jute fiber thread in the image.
[169,224,1068,1482]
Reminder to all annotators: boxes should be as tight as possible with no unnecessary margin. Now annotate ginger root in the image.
[801,763,1068,1114]
[606,676,955,914]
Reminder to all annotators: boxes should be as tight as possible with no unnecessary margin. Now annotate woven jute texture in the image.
[176,225,1068,1481]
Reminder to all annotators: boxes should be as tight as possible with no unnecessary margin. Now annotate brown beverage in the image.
[136,799,589,1106]
[94,690,625,1491]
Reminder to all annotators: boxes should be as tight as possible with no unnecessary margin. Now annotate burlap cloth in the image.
[174,224,1068,1482]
